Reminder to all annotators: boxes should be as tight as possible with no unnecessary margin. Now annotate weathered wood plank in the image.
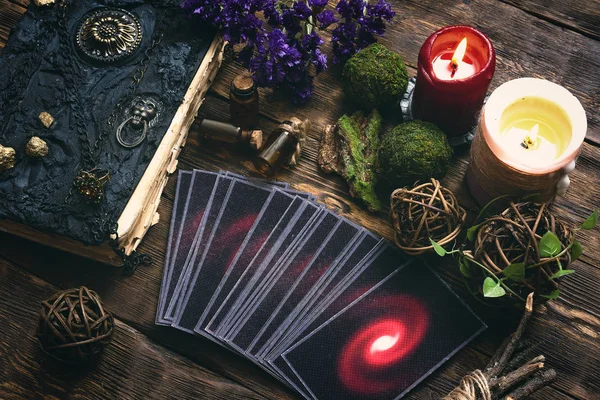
[0,0,25,49]
[0,1,598,399]
[7,0,28,8]
[0,224,577,400]
[0,257,265,400]
[500,0,600,40]
[0,235,298,400]
[0,92,593,399]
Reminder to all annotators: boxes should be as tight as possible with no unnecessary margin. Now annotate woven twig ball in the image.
[37,287,114,364]
[390,179,466,255]
[467,202,573,304]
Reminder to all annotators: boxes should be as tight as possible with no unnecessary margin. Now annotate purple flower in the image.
[263,0,283,25]
[293,1,313,19]
[332,0,395,64]
[309,0,328,9]
[316,10,337,29]
[181,0,394,102]
[181,0,222,24]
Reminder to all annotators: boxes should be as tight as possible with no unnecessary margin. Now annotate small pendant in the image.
[73,168,110,205]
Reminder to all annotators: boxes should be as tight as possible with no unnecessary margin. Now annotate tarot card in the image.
[164,175,234,321]
[237,220,364,355]
[222,171,289,188]
[282,260,486,400]
[204,201,319,336]
[268,243,402,361]
[261,241,392,395]
[196,194,305,332]
[173,179,275,333]
[156,170,193,326]
[250,231,379,357]
[218,208,330,339]
[157,170,218,325]
[207,202,322,337]
[214,206,326,339]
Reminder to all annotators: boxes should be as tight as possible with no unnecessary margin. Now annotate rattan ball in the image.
[390,178,466,255]
[466,202,573,304]
[37,287,114,364]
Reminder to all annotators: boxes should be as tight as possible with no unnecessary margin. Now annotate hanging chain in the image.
[55,1,172,272]
[58,0,97,169]
[106,222,152,276]
[58,0,170,170]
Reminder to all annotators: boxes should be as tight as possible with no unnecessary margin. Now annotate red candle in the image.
[412,25,496,137]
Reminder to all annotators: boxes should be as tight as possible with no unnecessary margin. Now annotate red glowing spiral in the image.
[218,214,259,269]
[338,295,429,395]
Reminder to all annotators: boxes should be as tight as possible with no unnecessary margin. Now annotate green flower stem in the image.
[474,194,513,222]
[447,250,526,302]
[525,241,574,270]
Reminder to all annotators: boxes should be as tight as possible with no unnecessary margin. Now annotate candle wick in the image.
[521,135,535,150]
[450,62,458,78]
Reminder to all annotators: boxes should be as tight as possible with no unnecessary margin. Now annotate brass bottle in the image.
[198,119,262,151]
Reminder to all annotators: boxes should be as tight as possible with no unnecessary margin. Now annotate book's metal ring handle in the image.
[116,117,148,148]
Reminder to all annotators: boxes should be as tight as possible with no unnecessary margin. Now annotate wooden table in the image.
[0,1,598,399]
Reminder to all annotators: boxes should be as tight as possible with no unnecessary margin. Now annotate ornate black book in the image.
[0,0,223,266]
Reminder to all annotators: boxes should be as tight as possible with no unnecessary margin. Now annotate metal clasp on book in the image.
[116,98,159,148]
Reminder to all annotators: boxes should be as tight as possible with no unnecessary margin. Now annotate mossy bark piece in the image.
[318,110,382,212]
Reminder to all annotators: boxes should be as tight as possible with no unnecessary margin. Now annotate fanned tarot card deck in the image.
[156,169,486,399]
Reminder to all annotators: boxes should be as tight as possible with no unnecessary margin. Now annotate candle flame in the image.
[522,124,540,149]
[529,124,539,142]
[451,37,468,69]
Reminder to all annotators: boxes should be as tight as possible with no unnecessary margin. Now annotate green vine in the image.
[431,208,597,302]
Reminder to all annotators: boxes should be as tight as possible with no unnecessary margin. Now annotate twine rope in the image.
[470,128,560,201]
[444,369,491,400]
[288,118,310,166]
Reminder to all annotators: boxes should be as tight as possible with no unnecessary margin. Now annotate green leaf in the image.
[483,277,506,298]
[539,231,562,258]
[503,263,525,282]
[541,289,560,300]
[570,238,583,261]
[550,269,576,279]
[467,224,480,242]
[459,257,472,278]
[581,209,598,230]
[429,238,447,257]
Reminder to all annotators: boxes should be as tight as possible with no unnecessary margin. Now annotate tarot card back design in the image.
[283,261,485,400]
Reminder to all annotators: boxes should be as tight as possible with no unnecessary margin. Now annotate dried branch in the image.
[443,293,556,400]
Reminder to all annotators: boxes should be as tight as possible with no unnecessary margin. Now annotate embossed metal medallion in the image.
[75,8,143,65]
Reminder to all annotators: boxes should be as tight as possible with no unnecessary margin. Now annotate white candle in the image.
[483,78,586,173]
[467,78,587,205]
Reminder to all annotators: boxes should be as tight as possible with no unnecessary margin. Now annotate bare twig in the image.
[485,293,534,379]
[502,370,557,400]
[490,356,545,394]
[444,294,556,400]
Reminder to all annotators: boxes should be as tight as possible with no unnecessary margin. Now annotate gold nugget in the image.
[0,144,16,172]
[39,112,55,128]
[33,0,56,6]
[26,137,49,158]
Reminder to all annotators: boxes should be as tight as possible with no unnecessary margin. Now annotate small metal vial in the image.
[198,119,263,151]
[230,74,259,130]
[253,122,300,177]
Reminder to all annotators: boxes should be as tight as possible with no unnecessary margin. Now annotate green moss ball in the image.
[379,120,453,188]
[343,43,409,111]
